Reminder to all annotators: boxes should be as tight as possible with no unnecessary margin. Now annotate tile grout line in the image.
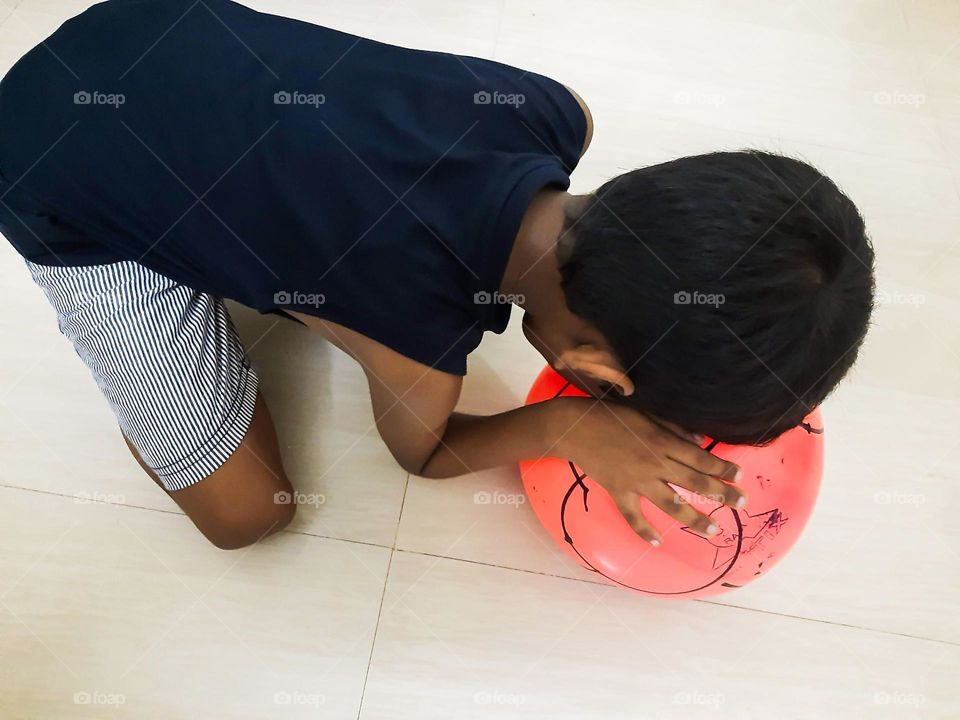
[390,549,960,649]
[3,481,957,649]
[697,600,960,648]
[354,547,395,720]
[354,472,412,720]
[0,480,402,551]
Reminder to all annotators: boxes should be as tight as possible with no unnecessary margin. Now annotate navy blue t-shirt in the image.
[0,0,585,374]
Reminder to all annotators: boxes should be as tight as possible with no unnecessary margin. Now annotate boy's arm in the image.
[363,347,745,546]
[287,311,744,546]
[357,337,566,476]
[418,404,566,478]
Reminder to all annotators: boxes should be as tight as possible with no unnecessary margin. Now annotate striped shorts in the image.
[26,259,260,491]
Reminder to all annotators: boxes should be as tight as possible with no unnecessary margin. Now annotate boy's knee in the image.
[203,492,296,550]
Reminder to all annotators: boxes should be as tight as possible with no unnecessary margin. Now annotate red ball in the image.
[519,365,824,598]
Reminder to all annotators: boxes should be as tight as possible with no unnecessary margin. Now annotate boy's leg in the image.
[122,392,295,549]
[27,259,295,549]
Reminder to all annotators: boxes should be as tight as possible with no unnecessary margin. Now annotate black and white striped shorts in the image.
[26,259,260,492]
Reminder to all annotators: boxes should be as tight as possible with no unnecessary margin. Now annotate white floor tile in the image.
[362,551,959,719]
[2,0,958,717]
[0,487,391,719]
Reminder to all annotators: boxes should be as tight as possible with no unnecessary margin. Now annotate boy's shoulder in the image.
[563,86,594,156]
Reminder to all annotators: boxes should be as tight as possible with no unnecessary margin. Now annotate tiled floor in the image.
[1,1,958,718]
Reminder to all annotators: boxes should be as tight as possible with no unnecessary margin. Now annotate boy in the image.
[0,0,874,550]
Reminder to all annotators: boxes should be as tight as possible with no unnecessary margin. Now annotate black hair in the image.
[558,150,875,445]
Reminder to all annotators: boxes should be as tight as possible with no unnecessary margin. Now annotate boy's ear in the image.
[555,345,635,397]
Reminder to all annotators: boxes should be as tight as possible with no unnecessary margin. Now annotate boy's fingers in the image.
[672,469,747,509]
[645,483,719,537]
[655,419,702,445]
[669,443,741,482]
[615,496,661,547]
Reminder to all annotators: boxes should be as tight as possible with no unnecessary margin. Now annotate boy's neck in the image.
[500,188,582,314]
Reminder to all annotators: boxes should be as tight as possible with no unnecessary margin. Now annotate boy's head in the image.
[530,150,875,445]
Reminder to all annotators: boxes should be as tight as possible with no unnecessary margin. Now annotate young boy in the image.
[0,0,874,550]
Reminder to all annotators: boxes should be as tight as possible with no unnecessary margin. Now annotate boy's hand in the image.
[551,397,745,547]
